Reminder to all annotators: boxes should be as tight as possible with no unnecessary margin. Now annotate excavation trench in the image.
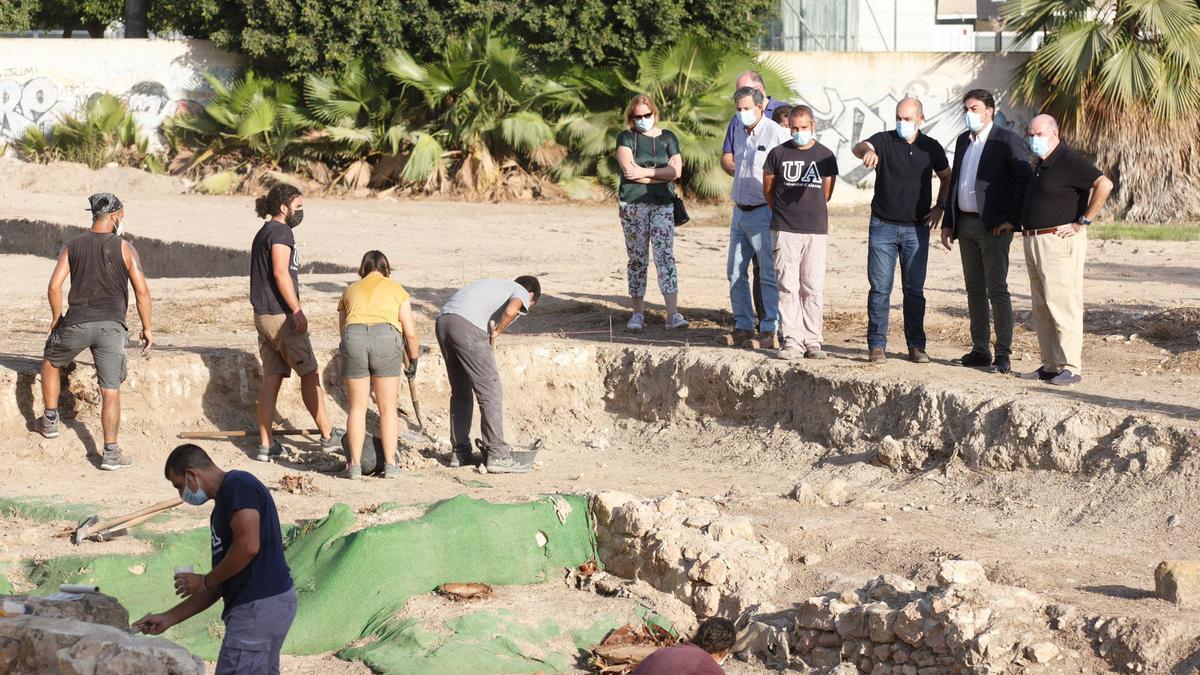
[2,340,1195,476]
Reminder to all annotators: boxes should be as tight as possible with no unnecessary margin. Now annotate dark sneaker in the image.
[1050,370,1081,386]
[448,447,476,467]
[908,348,930,364]
[383,463,402,479]
[255,440,284,462]
[486,454,532,474]
[343,463,362,480]
[1021,367,1058,381]
[869,347,887,364]
[804,347,827,360]
[953,351,992,367]
[35,414,60,439]
[991,355,1012,374]
[320,428,346,450]
[100,448,133,471]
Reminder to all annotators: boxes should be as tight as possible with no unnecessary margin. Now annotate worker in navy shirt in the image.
[135,444,297,675]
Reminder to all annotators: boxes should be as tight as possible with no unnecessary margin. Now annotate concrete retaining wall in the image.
[0,39,239,149]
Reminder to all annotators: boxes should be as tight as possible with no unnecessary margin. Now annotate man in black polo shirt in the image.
[851,97,952,364]
[1017,114,1112,386]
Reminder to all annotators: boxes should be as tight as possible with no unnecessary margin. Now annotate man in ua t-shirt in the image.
[851,97,952,364]
[763,105,838,360]
[135,444,297,674]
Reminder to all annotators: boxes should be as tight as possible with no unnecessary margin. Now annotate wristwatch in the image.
[1077,217,1092,226]
[936,201,947,210]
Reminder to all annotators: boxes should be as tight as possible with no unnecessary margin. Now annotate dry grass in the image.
[1090,222,1200,241]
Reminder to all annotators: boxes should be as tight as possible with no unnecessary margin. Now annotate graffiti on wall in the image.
[796,79,1025,185]
[1,77,206,146]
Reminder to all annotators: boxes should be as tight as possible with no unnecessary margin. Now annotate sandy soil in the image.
[2,159,1200,673]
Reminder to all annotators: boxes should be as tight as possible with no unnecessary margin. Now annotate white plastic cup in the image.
[174,565,193,576]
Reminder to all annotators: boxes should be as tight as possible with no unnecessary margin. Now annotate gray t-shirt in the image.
[440,279,531,332]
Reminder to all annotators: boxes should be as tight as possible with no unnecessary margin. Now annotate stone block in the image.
[1155,560,1200,606]
[797,596,838,631]
[4,593,130,630]
[866,603,897,643]
[0,615,202,675]
[1025,641,1059,663]
[894,600,928,647]
[835,605,869,640]
[936,561,988,588]
[692,584,722,617]
[591,491,636,528]
[688,558,728,586]
[866,574,918,601]
[809,646,841,668]
[818,631,843,648]
[788,482,826,506]
[708,516,754,541]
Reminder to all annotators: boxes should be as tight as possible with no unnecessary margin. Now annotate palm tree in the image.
[1006,0,1200,222]
[555,35,799,200]
[18,94,157,172]
[383,29,576,196]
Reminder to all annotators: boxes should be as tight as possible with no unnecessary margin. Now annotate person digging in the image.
[435,276,542,473]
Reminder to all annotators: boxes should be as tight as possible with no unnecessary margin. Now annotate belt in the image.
[1022,227,1060,237]
[735,203,766,212]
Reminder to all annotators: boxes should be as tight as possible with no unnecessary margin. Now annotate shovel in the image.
[61,498,183,544]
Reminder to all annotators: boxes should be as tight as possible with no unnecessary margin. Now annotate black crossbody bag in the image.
[633,130,690,225]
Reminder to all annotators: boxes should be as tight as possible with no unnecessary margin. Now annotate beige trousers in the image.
[772,230,827,349]
[1023,230,1087,374]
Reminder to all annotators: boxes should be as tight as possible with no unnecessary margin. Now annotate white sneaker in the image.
[626,313,644,332]
[665,313,689,330]
[776,344,804,360]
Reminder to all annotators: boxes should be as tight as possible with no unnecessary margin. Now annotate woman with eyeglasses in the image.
[614,94,688,333]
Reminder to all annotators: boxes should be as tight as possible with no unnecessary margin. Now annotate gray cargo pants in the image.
[435,313,511,459]
[215,587,297,675]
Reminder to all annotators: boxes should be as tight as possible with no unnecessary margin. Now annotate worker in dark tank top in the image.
[36,193,154,471]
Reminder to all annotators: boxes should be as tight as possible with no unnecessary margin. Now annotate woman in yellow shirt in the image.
[337,251,421,479]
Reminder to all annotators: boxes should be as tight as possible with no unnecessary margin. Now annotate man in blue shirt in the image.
[135,445,297,675]
[721,71,787,334]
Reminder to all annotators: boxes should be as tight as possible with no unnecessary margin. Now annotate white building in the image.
[761,0,1042,52]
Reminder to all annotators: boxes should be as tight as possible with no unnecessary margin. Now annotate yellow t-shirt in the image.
[337,272,410,333]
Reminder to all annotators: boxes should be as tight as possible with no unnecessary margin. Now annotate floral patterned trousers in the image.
[618,202,679,298]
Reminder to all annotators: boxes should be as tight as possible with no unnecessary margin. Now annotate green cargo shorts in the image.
[43,320,127,390]
[339,323,404,379]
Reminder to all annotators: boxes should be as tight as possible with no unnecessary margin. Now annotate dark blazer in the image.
[944,124,1033,237]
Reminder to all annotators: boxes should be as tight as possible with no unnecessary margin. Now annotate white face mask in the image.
[114,218,125,236]
[738,108,759,127]
[964,111,985,133]
[634,116,654,133]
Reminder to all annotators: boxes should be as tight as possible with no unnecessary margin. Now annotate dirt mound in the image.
[0,156,187,198]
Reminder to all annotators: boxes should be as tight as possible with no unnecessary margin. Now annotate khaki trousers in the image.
[772,230,827,349]
[1023,230,1087,374]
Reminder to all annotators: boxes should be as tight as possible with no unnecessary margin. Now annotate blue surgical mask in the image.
[964,111,985,133]
[896,121,917,140]
[738,108,759,127]
[634,116,653,133]
[792,130,813,146]
[182,475,209,506]
[1028,135,1051,158]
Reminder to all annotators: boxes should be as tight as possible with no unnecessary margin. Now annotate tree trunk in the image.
[124,0,148,38]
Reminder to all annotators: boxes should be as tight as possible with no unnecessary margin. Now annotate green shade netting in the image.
[12,494,600,669]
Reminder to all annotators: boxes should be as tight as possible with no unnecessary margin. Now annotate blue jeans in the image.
[727,206,778,332]
[867,216,929,350]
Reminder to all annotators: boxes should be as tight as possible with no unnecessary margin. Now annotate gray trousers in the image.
[956,212,1013,357]
[435,314,510,459]
[215,587,297,675]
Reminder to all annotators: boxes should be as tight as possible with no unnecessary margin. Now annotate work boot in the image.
[255,440,284,462]
[908,347,930,364]
[383,463,402,479]
[756,331,779,350]
[776,344,804,361]
[35,413,60,439]
[804,346,827,360]
[869,347,887,364]
[100,446,133,471]
[320,428,347,450]
[717,329,755,347]
[486,453,532,475]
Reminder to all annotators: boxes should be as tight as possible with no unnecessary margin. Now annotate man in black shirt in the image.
[135,444,297,673]
[249,184,343,462]
[851,97,952,364]
[1018,114,1112,386]
[763,105,838,360]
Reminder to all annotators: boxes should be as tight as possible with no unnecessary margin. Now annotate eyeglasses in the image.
[632,113,654,120]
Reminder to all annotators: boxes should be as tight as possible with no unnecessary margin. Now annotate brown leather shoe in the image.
[908,347,930,364]
[756,331,779,350]
[869,347,887,364]
[717,329,756,347]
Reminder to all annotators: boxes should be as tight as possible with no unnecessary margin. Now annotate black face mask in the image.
[285,208,304,229]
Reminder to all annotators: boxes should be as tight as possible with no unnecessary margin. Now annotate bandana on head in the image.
[86,193,124,216]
